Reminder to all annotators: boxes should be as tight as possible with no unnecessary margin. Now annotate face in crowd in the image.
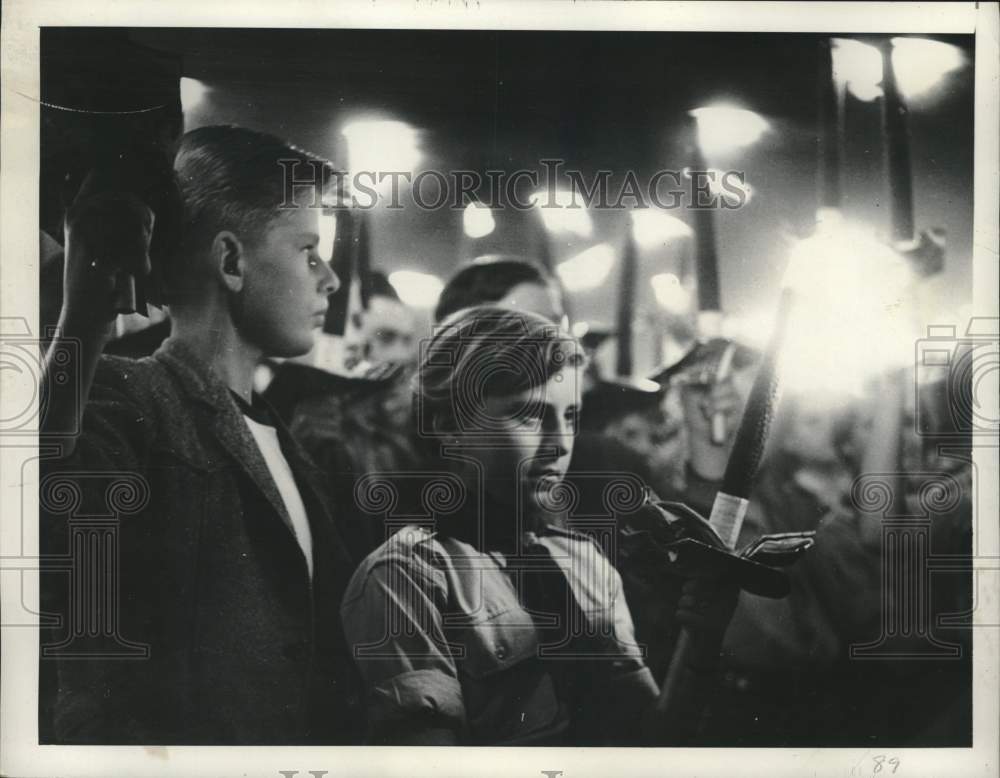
[364,295,417,366]
[171,125,341,360]
[419,307,584,524]
[234,206,339,357]
[471,359,582,521]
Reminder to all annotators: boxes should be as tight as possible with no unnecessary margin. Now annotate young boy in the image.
[40,125,360,744]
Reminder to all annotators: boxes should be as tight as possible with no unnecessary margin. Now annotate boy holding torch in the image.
[41,125,361,744]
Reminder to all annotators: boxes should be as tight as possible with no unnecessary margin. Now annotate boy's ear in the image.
[213,231,246,293]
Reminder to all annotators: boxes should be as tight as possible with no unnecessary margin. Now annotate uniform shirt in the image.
[340,523,658,745]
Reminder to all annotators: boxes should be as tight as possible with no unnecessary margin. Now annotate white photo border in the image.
[2,2,996,777]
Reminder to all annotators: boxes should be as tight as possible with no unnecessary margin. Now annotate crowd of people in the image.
[38,122,972,747]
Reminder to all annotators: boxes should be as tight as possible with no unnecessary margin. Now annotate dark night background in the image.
[112,28,975,341]
[39,27,975,370]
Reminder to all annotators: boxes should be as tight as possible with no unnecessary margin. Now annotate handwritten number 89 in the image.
[873,755,900,774]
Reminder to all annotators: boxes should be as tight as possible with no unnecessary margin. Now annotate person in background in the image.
[651,337,761,501]
[265,269,423,557]
[651,336,969,745]
[40,125,361,744]
[340,307,739,745]
[580,377,668,458]
[700,392,883,746]
[653,339,851,743]
[578,376,682,498]
[339,271,417,372]
[358,271,418,369]
[433,254,568,327]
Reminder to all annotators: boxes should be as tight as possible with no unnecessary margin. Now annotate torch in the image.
[818,38,845,213]
[41,30,183,320]
[653,278,795,726]
[685,105,768,442]
[879,38,914,244]
[651,47,858,655]
[615,218,639,377]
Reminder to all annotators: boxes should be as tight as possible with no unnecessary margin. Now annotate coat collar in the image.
[152,337,296,535]
[152,337,239,412]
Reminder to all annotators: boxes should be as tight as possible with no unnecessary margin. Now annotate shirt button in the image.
[495,643,507,660]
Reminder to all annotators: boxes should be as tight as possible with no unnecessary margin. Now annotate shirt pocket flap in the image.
[460,608,540,679]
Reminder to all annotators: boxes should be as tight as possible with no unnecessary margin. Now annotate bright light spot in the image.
[650,273,692,314]
[388,270,443,308]
[530,190,594,237]
[891,38,965,102]
[832,37,967,104]
[571,321,590,339]
[689,105,769,157]
[556,243,615,292]
[317,211,337,260]
[721,312,773,349]
[342,119,422,176]
[631,209,692,249]
[832,38,884,103]
[463,202,496,239]
[780,212,916,395]
[681,168,753,208]
[180,77,210,113]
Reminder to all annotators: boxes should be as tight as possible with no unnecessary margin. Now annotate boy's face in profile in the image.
[238,207,339,358]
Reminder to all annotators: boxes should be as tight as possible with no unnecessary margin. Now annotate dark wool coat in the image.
[39,338,363,744]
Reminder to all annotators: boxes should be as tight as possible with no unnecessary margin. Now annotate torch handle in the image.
[652,484,750,734]
[879,39,915,244]
[652,627,693,721]
[111,271,137,315]
[720,287,795,500]
[654,287,795,741]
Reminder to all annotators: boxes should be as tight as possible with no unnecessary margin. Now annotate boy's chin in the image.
[267,334,317,360]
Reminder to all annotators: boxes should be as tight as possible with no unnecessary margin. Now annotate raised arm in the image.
[42,178,154,455]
